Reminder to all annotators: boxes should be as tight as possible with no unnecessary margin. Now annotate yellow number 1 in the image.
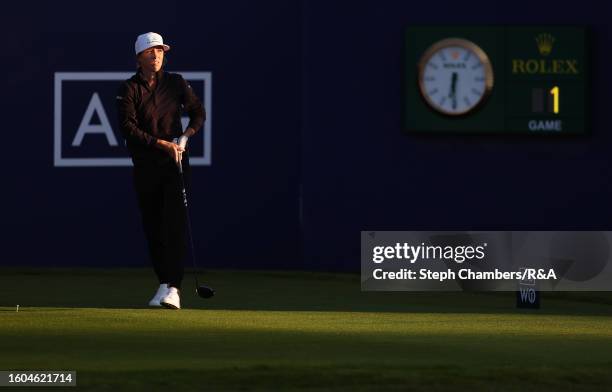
[550,86,559,114]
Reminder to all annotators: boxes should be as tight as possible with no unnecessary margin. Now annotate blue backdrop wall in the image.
[1,0,610,270]
[1,1,301,268]
[300,0,612,269]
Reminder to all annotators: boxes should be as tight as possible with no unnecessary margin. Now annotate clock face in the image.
[418,38,494,116]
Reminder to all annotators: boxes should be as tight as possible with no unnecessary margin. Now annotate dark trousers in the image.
[133,160,191,290]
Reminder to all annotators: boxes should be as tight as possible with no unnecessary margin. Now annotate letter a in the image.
[72,92,118,146]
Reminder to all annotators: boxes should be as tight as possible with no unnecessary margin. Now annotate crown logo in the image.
[535,33,555,56]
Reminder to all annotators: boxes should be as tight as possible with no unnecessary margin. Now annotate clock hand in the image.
[449,72,458,110]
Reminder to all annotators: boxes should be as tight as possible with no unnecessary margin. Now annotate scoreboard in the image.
[404,26,588,134]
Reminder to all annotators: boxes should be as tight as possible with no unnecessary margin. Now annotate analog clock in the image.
[418,38,494,116]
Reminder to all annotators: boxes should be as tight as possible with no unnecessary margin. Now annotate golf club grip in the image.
[173,137,187,174]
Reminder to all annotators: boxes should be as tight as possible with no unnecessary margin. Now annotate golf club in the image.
[175,137,215,299]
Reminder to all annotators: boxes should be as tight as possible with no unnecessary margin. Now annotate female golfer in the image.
[116,32,205,309]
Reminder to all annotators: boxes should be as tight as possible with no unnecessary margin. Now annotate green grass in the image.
[0,268,611,391]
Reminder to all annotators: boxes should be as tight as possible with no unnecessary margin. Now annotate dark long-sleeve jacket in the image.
[116,70,205,165]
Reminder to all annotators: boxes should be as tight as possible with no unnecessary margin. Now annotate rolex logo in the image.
[535,33,555,56]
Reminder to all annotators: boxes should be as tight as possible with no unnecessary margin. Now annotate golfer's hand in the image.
[157,140,185,165]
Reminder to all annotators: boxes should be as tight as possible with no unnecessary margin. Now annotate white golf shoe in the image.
[148,284,169,307]
[160,287,181,309]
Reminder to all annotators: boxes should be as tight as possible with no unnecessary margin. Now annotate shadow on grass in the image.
[0,268,610,316]
[46,365,612,391]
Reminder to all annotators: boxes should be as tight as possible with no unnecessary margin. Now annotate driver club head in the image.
[197,285,215,298]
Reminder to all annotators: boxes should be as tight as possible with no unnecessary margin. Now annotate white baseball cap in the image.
[134,32,170,55]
